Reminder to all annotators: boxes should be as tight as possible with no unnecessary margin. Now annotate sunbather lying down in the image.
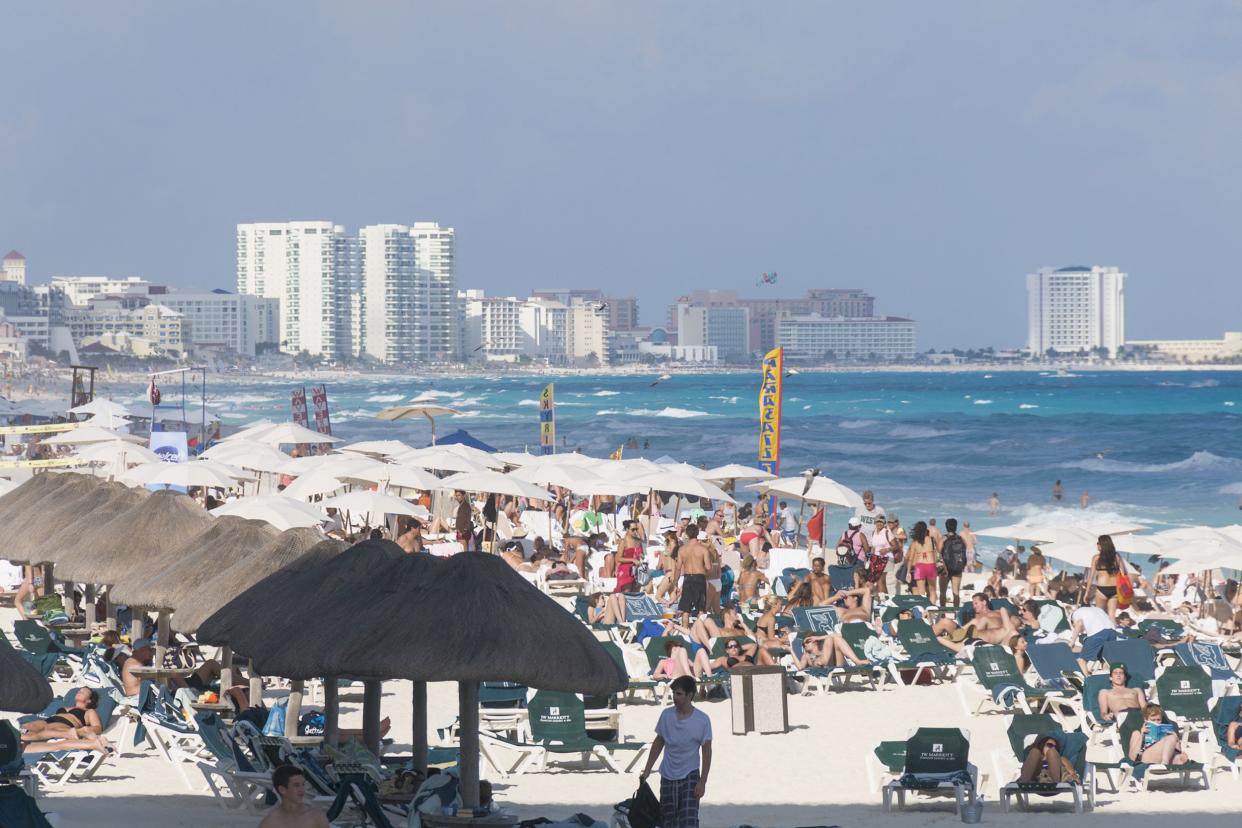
[1018,735,1080,784]
[21,688,103,743]
[23,733,115,756]
[1129,704,1189,766]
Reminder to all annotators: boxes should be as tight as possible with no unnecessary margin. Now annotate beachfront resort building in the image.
[50,275,152,306]
[532,288,639,332]
[461,291,609,366]
[62,298,190,357]
[670,291,752,362]
[157,289,279,358]
[776,315,917,361]
[1026,265,1126,357]
[1125,332,1242,363]
[2,251,26,286]
[237,221,456,363]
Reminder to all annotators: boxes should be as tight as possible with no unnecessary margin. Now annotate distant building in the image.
[159,289,279,357]
[1126,332,1242,363]
[532,288,638,332]
[52,275,152,307]
[462,291,526,362]
[2,251,26,286]
[1026,265,1126,357]
[776,315,917,361]
[358,224,419,365]
[740,288,876,351]
[673,293,751,361]
[408,222,457,361]
[63,298,189,357]
[0,319,26,361]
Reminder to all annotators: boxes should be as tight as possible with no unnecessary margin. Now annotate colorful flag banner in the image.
[758,346,783,521]
[538,383,556,456]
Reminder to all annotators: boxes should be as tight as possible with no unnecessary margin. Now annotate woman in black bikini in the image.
[21,687,102,743]
[1085,535,1121,621]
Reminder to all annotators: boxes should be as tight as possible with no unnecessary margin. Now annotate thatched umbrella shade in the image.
[0,638,53,713]
[35,483,150,566]
[0,472,80,536]
[53,490,214,585]
[251,552,627,808]
[110,517,280,614]
[174,527,330,634]
[0,474,113,565]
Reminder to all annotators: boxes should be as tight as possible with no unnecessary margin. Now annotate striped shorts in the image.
[660,770,700,828]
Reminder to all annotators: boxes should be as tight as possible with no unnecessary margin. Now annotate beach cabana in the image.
[0,637,53,713]
[433,429,497,453]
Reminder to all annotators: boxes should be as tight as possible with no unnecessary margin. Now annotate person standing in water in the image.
[1053,480,1063,502]
[1081,490,1091,509]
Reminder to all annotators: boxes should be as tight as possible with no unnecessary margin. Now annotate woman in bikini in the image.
[907,521,938,599]
[798,634,871,669]
[1085,535,1121,620]
[1026,547,1048,597]
[652,640,710,680]
[734,554,768,605]
[21,687,102,743]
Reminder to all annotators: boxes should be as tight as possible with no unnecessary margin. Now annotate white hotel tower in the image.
[1026,265,1126,357]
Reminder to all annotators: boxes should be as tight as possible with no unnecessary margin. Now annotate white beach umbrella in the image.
[250,422,342,447]
[338,439,415,458]
[704,463,777,483]
[322,490,422,525]
[69,398,133,419]
[435,443,504,468]
[493,451,539,466]
[1037,531,1162,568]
[746,475,861,509]
[507,459,603,489]
[71,440,162,468]
[439,470,556,502]
[396,447,491,474]
[218,420,278,442]
[1151,526,1242,563]
[210,495,328,530]
[80,412,133,430]
[375,404,458,444]
[123,461,238,489]
[200,440,292,473]
[278,453,382,477]
[341,463,441,492]
[41,425,146,446]
[628,472,735,503]
[280,468,352,501]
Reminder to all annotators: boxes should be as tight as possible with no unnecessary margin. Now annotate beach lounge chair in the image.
[11,621,84,679]
[1116,708,1210,791]
[788,631,881,694]
[993,713,1092,814]
[1209,695,1242,782]
[0,631,57,679]
[827,565,856,594]
[600,641,663,703]
[880,727,977,815]
[958,645,1074,718]
[1026,640,1082,688]
[324,767,405,828]
[620,594,663,623]
[790,606,839,633]
[1174,641,1242,696]
[18,688,119,787]
[1153,665,1214,740]
[1030,600,1071,636]
[479,691,647,776]
[890,619,964,685]
[192,713,274,811]
[1099,638,1156,686]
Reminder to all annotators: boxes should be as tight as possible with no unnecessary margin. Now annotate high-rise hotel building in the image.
[1026,265,1126,357]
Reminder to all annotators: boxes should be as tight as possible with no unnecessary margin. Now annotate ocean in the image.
[96,369,1242,552]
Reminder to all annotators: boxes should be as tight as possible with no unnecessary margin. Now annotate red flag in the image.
[807,507,825,543]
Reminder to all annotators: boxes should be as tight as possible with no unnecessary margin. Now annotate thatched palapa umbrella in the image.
[245,551,627,808]
[0,472,79,535]
[0,638,53,713]
[2,474,113,565]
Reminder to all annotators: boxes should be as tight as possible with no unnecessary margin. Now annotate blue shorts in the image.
[781,531,796,544]
[1080,629,1122,662]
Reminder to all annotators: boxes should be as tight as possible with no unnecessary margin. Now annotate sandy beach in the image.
[4,600,1237,828]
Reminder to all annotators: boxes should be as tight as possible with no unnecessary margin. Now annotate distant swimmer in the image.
[989,493,1000,516]
[1080,490,1090,509]
[650,373,673,387]
[1053,480,1063,502]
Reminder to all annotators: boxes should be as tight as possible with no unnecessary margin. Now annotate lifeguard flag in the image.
[807,507,825,544]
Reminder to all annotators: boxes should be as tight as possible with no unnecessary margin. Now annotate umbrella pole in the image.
[458,680,480,809]
[323,677,339,746]
[284,680,304,740]
[412,680,428,778]
[796,500,807,545]
[362,679,382,756]
[249,660,263,708]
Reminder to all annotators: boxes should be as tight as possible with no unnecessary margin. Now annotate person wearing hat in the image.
[837,516,871,586]
[120,637,155,697]
[853,489,885,541]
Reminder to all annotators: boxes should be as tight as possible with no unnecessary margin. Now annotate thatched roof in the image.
[0,473,100,564]
[0,638,53,713]
[53,490,213,585]
[174,527,328,634]
[10,476,140,566]
[110,516,279,612]
[37,483,150,566]
[0,472,77,530]
[196,537,351,647]
[251,552,627,697]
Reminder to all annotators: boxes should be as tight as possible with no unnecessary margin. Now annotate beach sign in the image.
[758,346,783,519]
[539,383,556,455]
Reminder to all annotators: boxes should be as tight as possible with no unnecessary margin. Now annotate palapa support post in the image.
[105,592,117,632]
[84,583,96,629]
[285,680,304,740]
[42,564,55,599]
[249,659,263,706]
[155,609,170,665]
[219,645,233,692]
[459,680,480,809]
[362,679,382,757]
[411,680,428,778]
[323,677,339,746]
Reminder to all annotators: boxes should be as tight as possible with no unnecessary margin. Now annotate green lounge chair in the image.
[1116,708,1209,791]
[880,727,976,815]
[600,641,662,703]
[480,691,647,776]
[1209,695,1242,783]
[1100,638,1156,686]
[790,606,839,633]
[994,713,1092,814]
[1154,665,1214,747]
[958,645,1074,717]
[891,619,963,685]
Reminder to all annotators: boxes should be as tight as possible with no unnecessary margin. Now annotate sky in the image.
[3,1,1242,350]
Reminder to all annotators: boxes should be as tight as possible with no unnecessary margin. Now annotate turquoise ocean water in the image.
[100,370,1242,554]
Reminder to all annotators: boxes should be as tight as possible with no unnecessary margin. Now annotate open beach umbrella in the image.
[0,638,53,713]
[278,453,381,478]
[210,495,329,530]
[200,440,291,473]
[1038,530,1163,568]
[629,471,735,504]
[439,470,555,501]
[396,447,490,474]
[111,517,280,614]
[338,439,414,458]
[175,530,340,634]
[218,420,277,443]
[121,460,241,489]
[69,398,133,419]
[402,443,502,469]
[71,440,162,469]
[1151,526,1242,564]
[975,520,1146,543]
[375,404,458,444]
[493,451,537,467]
[80,412,133,430]
[340,463,441,492]
[704,463,777,483]
[249,422,342,447]
[321,490,422,527]
[53,490,214,585]
[40,425,145,447]
[746,475,861,509]
[280,468,352,501]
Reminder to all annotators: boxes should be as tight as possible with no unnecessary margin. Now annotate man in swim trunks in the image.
[806,557,833,606]
[1097,663,1147,723]
[677,524,710,625]
[937,593,1020,650]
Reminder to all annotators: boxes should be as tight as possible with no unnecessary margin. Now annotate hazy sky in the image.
[4,2,1242,350]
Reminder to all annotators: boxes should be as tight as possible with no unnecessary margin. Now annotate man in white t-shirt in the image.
[853,490,884,540]
[640,675,713,828]
[1071,604,1122,674]
[777,501,798,545]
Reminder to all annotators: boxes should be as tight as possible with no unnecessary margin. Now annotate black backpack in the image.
[942,535,968,573]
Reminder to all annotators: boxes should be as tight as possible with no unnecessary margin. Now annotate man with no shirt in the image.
[937,593,1019,650]
[676,524,710,626]
[805,557,833,606]
[259,766,329,828]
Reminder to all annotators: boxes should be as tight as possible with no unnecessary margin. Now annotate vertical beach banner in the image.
[310,384,332,455]
[758,347,784,519]
[539,383,556,455]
